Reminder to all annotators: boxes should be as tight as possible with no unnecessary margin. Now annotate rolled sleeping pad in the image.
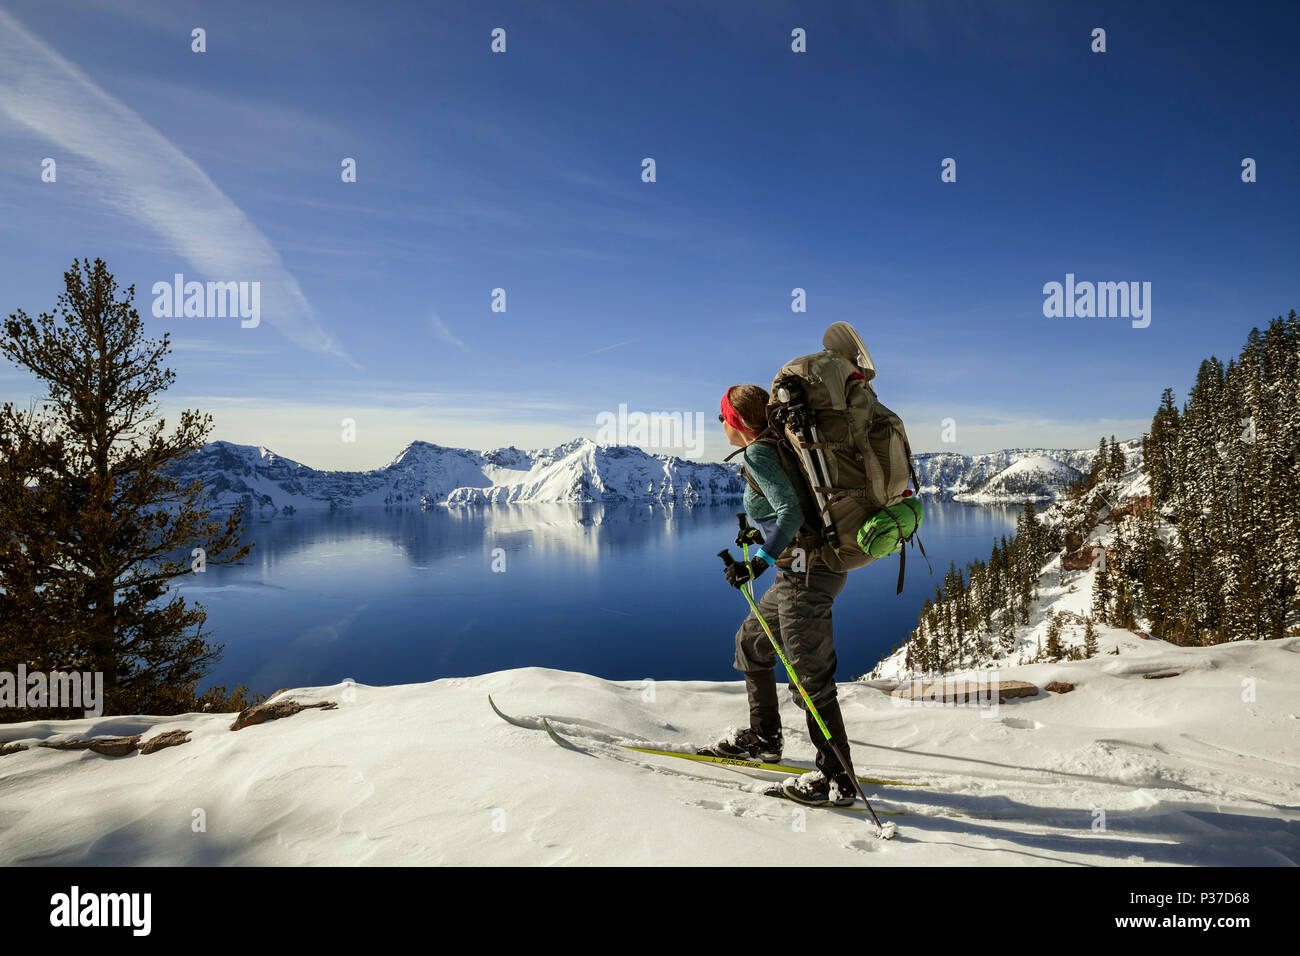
[856,497,924,559]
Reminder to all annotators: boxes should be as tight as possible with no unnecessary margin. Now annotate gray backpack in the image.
[751,323,929,590]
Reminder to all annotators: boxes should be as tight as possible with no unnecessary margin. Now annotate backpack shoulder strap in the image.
[772,442,822,536]
[727,428,782,498]
[723,425,780,461]
[904,439,922,494]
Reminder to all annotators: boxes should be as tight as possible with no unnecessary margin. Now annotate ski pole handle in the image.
[734,512,763,548]
[717,549,736,567]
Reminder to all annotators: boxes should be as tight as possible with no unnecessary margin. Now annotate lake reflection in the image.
[179,500,1021,694]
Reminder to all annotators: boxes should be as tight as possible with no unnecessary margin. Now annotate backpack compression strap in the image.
[896,449,932,592]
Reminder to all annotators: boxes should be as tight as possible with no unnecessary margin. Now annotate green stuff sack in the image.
[856,496,924,559]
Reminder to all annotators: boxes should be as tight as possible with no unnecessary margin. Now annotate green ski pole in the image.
[717,544,892,837]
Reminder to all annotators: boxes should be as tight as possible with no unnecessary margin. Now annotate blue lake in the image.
[179,500,1022,694]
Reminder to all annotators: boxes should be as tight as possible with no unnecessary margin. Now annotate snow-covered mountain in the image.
[170,439,746,516]
[171,436,1142,517]
[912,439,1141,502]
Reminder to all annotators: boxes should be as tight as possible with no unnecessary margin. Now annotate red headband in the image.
[720,388,758,434]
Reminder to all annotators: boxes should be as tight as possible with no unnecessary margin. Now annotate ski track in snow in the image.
[1,636,1297,866]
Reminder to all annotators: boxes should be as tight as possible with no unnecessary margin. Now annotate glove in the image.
[725,556,769,589]
[735,525,764,548]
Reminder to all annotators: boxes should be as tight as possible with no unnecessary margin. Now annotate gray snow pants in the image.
[733,566,854,778]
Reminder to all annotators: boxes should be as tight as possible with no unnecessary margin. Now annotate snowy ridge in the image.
[955,455,1083,504]
[170,439,746,516]
[171,437,1143,517]
[913,438,1141,502]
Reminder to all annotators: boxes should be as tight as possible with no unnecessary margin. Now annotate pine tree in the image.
[1144,387,1180,503]
[1110,579,1137,630]
[1044,611,1064,660]
[1083,615,1098,657]
[1088,436,1109,489]
[0,259,256,719]
[999,610,1016,654]
[1091,565,1112,620]
[1108,434,1126,480]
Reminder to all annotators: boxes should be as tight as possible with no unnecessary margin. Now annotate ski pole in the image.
[719,547,833,741]
[717,547,888,831]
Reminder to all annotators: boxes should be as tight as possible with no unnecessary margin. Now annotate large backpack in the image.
[744,322,930,592]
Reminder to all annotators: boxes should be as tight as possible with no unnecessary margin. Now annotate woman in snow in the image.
[701,384,858,806]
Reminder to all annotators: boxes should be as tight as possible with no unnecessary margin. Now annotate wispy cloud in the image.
[0,8,353,365]
[428,314,468,352]
[573,340,633,359]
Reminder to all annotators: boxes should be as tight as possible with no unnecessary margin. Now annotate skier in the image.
[703,384,859,807]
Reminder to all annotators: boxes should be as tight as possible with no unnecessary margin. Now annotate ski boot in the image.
[779,770,856,807]
[697,726,783,763]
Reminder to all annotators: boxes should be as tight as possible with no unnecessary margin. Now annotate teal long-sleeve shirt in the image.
[742,442,814,567]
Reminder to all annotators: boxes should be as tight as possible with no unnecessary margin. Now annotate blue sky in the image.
[1,0,1296,469]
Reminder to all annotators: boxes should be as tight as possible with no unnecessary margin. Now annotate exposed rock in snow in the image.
[230,698,338,732]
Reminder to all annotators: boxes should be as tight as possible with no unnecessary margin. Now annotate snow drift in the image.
[0,634,1296,865]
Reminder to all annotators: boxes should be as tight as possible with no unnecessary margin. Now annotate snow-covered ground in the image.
[2,635,1297,865]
